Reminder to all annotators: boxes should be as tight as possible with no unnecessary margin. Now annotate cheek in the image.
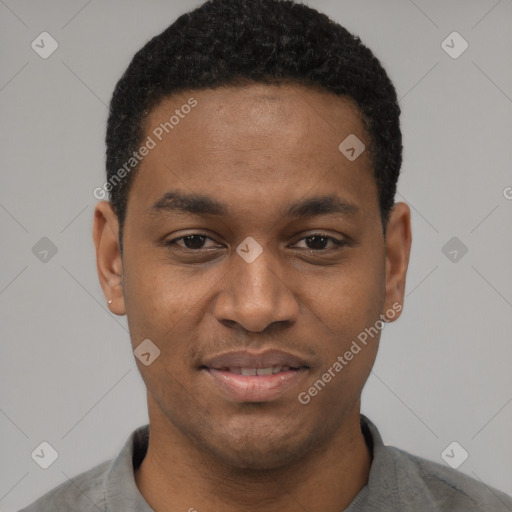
[302,278,383,414]
[123,262,199,405]
[122,246,193,326]
[122,252,217,384]
[303,250,385,384]
[308,250,385,332]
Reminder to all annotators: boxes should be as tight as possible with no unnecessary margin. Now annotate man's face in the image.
[96,83,409,470]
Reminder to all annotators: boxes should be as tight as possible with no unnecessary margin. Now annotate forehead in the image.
[148,82,367,146]
[129,83,377,223]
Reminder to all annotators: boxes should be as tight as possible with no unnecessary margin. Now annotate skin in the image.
[93,83,412,512]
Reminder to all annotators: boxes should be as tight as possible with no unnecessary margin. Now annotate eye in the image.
[292,234,346,251]
[168,234,220,250]
[166,233,346,252]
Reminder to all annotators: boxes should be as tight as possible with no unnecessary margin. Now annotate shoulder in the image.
[18,459,111,512]
[387,445,512,511]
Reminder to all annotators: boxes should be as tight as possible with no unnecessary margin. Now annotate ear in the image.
[383,202,412,322]
[93,201,126,315]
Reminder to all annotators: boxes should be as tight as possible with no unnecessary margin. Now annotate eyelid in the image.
[167,232,220,248]
[166,231,347,251]
[291,233,347,249]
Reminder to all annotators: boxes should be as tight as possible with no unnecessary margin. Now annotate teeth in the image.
[256,367,273,376]
[240,368,257,376]
[223,366,296,375]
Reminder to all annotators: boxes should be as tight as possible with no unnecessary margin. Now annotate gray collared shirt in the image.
[19,415,512,511]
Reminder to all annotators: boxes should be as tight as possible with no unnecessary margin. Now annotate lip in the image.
[201,349,310,403]
[203,349,309,370]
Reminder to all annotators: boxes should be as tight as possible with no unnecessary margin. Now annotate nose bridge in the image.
[214,246,299,332]
[238,251,280,303]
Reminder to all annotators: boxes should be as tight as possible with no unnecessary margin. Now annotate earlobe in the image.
[383,202,412,322]
[93,201,126,315]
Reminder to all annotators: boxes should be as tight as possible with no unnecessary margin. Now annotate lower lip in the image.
[204,368,308,402]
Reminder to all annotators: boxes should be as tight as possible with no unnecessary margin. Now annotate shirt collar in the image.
[102,415,399,512]
[344,414,399,511]
[104,425,153,511]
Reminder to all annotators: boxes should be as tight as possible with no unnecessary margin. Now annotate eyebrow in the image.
[285,194,360,218]
[149,190,360,219]
[151,191,229,216]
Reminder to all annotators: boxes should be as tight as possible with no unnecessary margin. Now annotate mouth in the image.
[201,350,310,403]
[211,365,304,375]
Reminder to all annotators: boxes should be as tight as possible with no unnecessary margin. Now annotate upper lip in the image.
[202,349,310,370]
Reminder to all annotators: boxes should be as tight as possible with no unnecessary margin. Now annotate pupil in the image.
[307,236,328,250]
[184,235,206,249]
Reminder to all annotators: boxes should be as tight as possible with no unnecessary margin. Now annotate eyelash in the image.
[166,233,347,251]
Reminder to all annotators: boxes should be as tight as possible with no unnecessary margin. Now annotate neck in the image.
[135,404,371,512]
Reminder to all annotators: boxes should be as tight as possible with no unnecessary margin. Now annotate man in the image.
[20,0,512,510]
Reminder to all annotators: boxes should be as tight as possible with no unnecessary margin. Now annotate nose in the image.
[213,249,299,333]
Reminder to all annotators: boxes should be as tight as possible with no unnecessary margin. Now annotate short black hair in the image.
[105,0,402,242]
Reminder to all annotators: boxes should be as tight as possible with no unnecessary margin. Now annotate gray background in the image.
[1,0,511,510]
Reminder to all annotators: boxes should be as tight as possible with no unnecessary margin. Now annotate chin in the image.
[210,442,307,471]
[200,422,319,471]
